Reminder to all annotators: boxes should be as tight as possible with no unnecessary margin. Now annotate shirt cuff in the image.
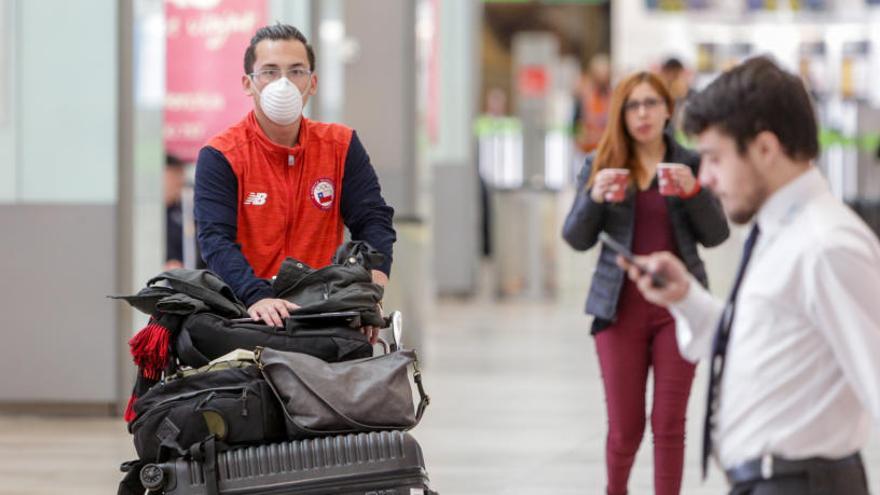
[670,276,714,318]
[669,276,721,362]
[242,283,274,309]
[679,181,702,199]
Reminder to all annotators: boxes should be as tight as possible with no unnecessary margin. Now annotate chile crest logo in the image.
[311,178,335,210]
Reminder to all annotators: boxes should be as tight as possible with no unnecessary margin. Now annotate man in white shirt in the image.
[620,56,880,494]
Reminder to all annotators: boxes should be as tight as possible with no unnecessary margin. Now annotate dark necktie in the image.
[701,223,761,479]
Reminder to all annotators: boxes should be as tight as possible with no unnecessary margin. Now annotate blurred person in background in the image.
[477,87,509,259]
[484,86,508,118]
[164,153,186,270]
[165,153,206,271]
[562,71,729,495]
[573,53,612,154]
[621,56,880,495]
[194,24,395,342]
[659,57,694,136]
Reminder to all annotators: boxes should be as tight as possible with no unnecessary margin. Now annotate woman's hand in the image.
[667,164,699,197]
[589,168,629,203]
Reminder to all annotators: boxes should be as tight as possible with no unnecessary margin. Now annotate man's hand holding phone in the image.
[598,233,690,307]
[617,251,691,307]
[599,232,668,288]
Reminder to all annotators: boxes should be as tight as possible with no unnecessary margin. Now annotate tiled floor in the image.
[1,296,878,494]
[415,299,880,494]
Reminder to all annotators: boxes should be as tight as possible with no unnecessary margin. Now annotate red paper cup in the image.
[606,169,629,202]
[657,163,680,196]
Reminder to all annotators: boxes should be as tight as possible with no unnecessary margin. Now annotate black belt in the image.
[726,452,863,485]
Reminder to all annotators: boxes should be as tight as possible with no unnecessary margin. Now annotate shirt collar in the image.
[755,166,826,235]
[246,110,310,157]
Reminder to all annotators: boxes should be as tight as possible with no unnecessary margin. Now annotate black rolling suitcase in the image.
[139,430,437,495]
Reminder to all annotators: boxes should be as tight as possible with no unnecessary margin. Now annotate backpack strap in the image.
[174,326,210,368]
[116,460,146,495]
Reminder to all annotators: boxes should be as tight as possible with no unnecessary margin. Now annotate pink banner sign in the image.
[165,0,267,162]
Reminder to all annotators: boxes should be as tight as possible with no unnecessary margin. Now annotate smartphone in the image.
[598,232,667,288]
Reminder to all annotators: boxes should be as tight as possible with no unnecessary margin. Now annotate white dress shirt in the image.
[670,167,880,468]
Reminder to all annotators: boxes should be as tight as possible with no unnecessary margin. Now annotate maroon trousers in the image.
[595,282,696,495]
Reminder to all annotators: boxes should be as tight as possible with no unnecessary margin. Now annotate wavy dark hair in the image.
[683,56,818,161]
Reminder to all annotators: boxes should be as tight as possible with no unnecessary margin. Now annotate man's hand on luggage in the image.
[617,251,690,307]
[360,301,384,346]
[359,271,387,346]
[371,270,388,287]
[248,298,300,327]
[163,259,184,271]
[361,325,380,345]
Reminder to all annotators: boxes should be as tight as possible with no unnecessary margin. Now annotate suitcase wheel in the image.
[140,463,166,491]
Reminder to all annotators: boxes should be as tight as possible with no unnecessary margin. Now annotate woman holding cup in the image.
[562,71,729,495]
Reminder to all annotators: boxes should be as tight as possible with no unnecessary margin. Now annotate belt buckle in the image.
[761,453,774,479]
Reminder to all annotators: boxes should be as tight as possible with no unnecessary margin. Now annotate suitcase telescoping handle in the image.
[386,310,403,351]
[364,311,401,355]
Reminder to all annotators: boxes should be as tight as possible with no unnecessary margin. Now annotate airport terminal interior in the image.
[1,0,880,493]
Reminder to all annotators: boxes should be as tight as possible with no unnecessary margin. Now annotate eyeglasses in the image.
[249,67,312,84]
[624,97,663,113]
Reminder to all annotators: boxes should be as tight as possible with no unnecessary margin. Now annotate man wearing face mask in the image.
[194,24,395,343]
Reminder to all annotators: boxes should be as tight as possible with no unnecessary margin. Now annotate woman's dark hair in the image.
[683,56,818,161]
[244,23,315,74]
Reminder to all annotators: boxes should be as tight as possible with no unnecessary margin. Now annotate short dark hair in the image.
[244,23,315,75]
[166,153,185,169]
[661,57,684,72]
[683,56,818,161]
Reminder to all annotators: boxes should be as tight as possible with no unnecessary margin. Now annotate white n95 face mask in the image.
[257,77,304,126]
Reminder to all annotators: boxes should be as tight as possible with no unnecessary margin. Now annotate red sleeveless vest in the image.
[207,112,352,278]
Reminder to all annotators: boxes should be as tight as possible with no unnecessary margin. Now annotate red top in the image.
[616,185,680,313]
[631,185,678,256]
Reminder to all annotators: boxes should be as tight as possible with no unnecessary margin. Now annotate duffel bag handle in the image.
[381,311,428,417]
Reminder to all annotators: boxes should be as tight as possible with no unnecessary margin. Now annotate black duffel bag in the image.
[175,312,374,369]
[128,359,285,463]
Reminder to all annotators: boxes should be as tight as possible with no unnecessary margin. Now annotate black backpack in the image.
[128,359,285,463]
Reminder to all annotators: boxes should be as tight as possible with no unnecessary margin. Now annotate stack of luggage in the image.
[114,242,436,495]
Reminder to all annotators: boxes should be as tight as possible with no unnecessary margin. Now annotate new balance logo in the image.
[243,192,268,206]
